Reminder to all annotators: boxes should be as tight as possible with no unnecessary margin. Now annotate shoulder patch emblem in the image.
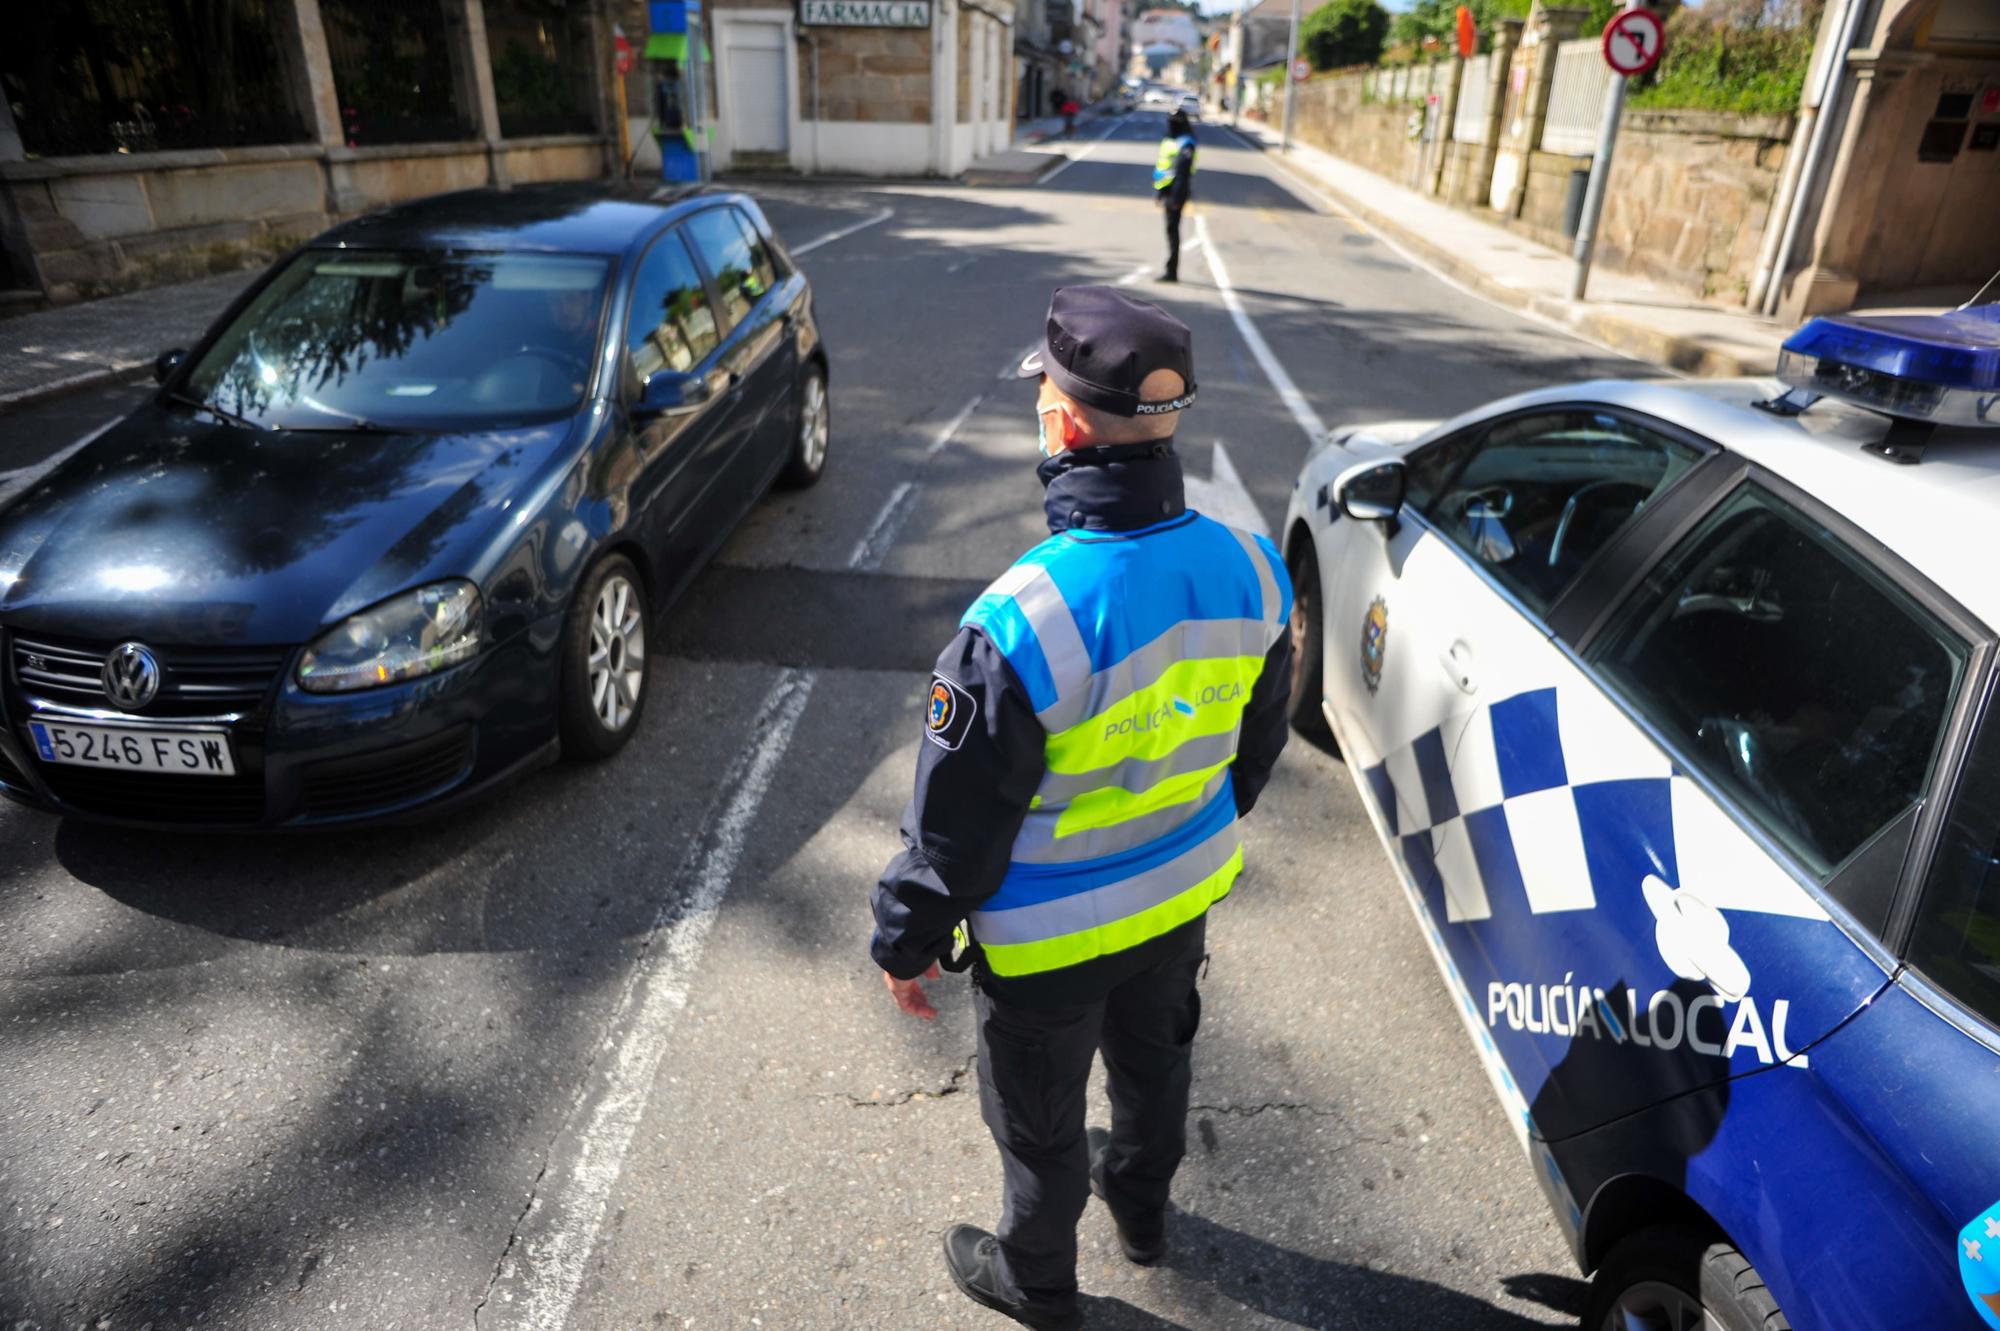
[925,673,977,750]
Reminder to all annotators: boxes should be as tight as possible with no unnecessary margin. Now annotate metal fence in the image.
[1541,36,1609,156]
[321,0,474,146]
[1452,54,1490,145]
[485,0,598,138]
[0,0,305,157]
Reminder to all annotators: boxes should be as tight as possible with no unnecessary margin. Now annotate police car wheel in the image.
[1285,539,1332,744]
[559,555,651,761]
[777,363,829,490]
[1585,1225,1790,1331]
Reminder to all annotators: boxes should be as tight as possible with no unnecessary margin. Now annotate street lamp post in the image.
[1280,0,1303,149]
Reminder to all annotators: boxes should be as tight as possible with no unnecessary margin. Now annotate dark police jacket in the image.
[870,441,1294,1005]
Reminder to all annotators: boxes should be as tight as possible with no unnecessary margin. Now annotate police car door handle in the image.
[1439,640,1477,694]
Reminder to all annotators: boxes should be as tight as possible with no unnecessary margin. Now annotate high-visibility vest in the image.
[1153,134,1198,192]
[962,512,1289,978]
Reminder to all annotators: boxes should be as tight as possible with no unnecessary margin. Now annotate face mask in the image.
[1037,408,1056,459]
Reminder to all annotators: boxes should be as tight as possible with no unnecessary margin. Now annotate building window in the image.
[1,0,305,157]
[484,0,599,138]
[322,0,474,146]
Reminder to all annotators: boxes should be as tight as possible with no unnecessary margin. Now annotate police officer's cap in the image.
[1017,286,1197,419]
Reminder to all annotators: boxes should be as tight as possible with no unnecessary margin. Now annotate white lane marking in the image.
[0,416,120,510]
[497,667,818,1331]
[927,392,986,456]
[849,480,918,571]
[1037,118,1123,186]
[1183,439,1270,537]
[1217,124,1660,375]
[1194,213,1327,446]
[791,207,895,255]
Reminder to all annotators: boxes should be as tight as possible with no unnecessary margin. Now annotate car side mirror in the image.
[1334,458,1407,524]
[632,369,712,421]
[153,348,185,384]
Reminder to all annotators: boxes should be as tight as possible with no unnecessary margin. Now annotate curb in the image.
[0,361,151,414]
[1245,130,1780,379]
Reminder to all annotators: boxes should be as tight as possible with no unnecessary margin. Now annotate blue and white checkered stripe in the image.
[1363,683,1828,926]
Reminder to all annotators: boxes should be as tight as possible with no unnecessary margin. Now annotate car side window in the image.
[1587,482,1970,883]
[625,231,718,382]
[684,207,759,334]
[730,208,779,295]
[1908,681,2000,1027]
[1423,410,1702,613]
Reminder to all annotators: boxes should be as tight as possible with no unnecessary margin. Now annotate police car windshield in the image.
[182,250,611,432]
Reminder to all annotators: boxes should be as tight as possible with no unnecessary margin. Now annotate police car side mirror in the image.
[1334,458,1407,525]
[633,369,712,421]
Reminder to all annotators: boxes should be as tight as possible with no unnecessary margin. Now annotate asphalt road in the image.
[0,112,1645,1331]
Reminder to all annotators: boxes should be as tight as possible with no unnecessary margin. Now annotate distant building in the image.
[1128,7,1201,79]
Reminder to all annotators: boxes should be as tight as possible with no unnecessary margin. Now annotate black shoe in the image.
[942,1224,1082,1331]
[1086,1127,1166,1265]
[1160,270,1179,283]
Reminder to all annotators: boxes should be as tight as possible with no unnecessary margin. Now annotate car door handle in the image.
[1439,640,1477,694]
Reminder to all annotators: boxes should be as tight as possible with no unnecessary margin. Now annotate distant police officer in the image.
[1153,110,1197,282]
[871,287,1293,1330]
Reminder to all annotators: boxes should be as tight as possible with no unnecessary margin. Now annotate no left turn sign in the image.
[1601,7,1665,78]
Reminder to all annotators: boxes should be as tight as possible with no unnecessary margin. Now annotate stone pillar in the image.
[1779,52,1917,319]
[931,0,957,175]
[1491,3,1586,215]
[582,3,623,178]
[274,0,346,149]
[1428,53,1465,196]
[442,0,510,183]
[1472,18,1520,211]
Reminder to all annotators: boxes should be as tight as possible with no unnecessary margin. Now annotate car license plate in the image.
[26,722,236,776]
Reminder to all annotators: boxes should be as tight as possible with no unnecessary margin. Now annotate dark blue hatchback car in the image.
[0,183,829,828]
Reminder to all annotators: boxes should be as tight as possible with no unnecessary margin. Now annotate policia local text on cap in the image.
[870,285,1296,1330]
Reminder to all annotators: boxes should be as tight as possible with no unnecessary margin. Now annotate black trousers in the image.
[1163,200,1185,278]
[973,917,1205,1302]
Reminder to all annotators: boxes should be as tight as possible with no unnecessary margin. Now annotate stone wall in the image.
[812,28,933,122]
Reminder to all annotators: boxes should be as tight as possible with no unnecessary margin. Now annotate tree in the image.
[1302,0,1389,71]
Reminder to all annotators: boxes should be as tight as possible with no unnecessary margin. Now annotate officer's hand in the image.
[884,963,942,1020]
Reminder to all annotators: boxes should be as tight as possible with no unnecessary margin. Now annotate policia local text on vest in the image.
[871,286,1294,1331]
[1154,110,1198,283]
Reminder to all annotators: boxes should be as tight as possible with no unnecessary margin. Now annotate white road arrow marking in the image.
[1184,439,1269,537]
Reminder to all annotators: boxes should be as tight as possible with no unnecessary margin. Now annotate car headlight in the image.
[297,581,483,694]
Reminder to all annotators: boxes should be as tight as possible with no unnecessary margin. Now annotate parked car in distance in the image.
[0,182,830,830]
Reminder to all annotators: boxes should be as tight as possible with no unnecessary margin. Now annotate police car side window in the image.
[1423,411,1701,614]
[1588,483,1970,884]
[625,231,719,380]
[1909,686,2000,1027]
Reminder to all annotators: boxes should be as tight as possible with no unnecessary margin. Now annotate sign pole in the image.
[1569,2,1662,301]
[1280,0,1303,150]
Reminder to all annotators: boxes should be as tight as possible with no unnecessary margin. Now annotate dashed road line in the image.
[927,392,986,456]
[849,480,919,570]
[791,207,895,255]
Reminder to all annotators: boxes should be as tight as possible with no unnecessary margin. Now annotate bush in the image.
[1303,0,1390,71]
[1630,0,1821,115]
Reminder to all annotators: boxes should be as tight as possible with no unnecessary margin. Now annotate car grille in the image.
[298,726,475,819]
[37,764,267,824]
[10,634,290,718]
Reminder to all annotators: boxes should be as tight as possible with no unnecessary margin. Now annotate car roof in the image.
[308,181,744,256]
[1489,377,2000,631]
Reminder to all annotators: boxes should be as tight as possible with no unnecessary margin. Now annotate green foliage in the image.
[1386,0,1530,57]
[1630,0,1821,115]
[1302,0,1389,71]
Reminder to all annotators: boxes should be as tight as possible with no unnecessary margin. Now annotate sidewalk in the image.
[961,106,1122,186]
[0,270,253,410]
[1229,116,1792,378]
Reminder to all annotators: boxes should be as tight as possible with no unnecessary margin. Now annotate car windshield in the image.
[182,249,612,431]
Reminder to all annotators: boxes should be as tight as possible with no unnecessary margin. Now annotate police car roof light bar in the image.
[1768,306,2000,461]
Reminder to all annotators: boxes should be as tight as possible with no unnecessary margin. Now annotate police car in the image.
[1282,307,2000,1331]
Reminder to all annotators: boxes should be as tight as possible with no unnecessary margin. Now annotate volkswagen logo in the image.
[103,642,161,711]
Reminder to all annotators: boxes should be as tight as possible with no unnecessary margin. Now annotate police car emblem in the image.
[1360,598,1389,694]
[924,674,976,751]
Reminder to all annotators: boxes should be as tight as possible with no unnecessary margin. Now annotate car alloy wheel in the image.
[1600,1281,1716,1331]
[779,365,829,489]
[1284,539,1331,743]
[589,573,646,733]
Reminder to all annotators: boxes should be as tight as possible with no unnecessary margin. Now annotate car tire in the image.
[559,554,651,762]
[1584,1225,1791,1331]
[777,362,829,490]
[1286,538,1333,744]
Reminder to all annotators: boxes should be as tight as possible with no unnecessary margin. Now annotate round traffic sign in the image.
[1291,56,1312,82]
[1601,7,1665,77]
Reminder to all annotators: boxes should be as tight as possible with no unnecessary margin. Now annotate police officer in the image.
[871,287,1293,1330]
[1153,110,1197,282]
